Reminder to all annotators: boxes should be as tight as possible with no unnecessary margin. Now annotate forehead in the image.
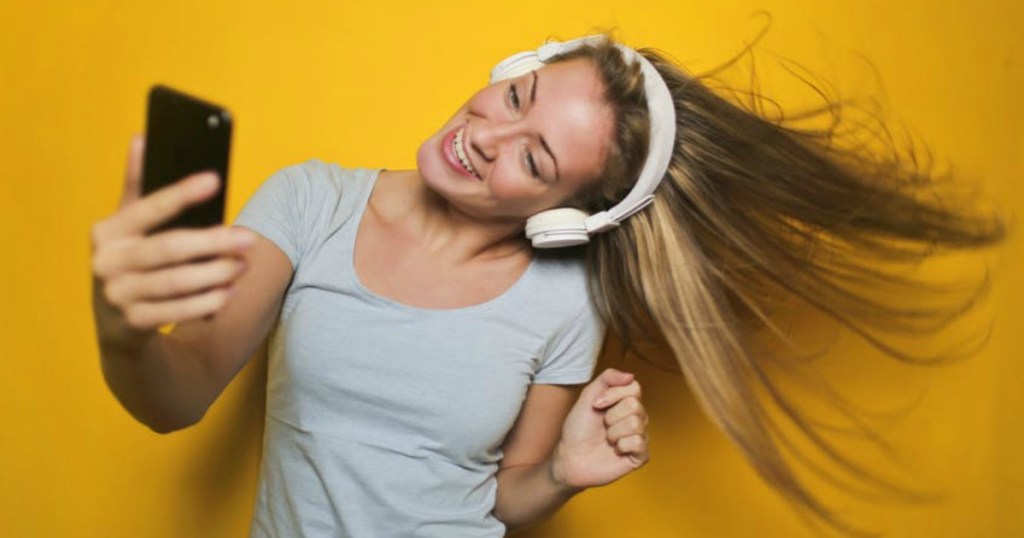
[531,59,614,184]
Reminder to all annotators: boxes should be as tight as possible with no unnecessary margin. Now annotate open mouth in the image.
[444,126,480,179]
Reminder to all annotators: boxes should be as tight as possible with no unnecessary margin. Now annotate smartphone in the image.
[142,84,233,233]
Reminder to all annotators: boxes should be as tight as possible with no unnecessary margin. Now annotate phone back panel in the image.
[142,85,232,233]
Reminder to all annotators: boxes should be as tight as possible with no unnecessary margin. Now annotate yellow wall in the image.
[2,0,1020,536]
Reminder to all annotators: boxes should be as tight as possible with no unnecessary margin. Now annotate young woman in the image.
[91,34,1005,536]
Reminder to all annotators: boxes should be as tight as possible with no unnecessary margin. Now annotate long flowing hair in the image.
[550,32,1007,535]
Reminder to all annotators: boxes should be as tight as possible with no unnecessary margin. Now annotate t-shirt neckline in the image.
[346,169,539,315]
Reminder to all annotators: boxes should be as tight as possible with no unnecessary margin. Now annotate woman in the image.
[91,34,1004,536]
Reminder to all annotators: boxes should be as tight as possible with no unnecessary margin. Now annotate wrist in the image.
[92,280,156,357]
[547,444,585,496]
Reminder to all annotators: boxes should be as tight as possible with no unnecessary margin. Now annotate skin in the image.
[90,58,649,528]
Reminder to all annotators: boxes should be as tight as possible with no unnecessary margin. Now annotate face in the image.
[416,58,615,222]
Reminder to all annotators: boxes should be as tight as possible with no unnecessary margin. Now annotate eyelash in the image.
[508,83,541,180]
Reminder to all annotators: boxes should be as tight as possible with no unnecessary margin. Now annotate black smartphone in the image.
[142,84,233,233]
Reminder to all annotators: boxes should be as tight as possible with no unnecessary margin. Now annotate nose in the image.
[470,117,522,163]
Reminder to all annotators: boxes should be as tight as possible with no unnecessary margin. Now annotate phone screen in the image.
[142,85,233,233]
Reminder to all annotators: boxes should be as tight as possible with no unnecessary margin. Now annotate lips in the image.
[442,126,480,180]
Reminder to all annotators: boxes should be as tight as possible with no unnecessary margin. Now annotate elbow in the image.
[135,407,206,435]
[146,419,192,435]
[491,507,518,533]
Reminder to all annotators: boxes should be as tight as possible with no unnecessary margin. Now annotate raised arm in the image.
[91,136,293,433]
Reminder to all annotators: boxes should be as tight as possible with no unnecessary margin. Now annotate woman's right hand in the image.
[90,134,255,344]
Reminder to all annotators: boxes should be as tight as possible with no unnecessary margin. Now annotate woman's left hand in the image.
[551,368,649,490]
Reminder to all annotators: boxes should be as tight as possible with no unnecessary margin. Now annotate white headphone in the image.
[489,36,678,248]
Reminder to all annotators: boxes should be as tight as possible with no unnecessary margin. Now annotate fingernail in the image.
[593,396,606,407]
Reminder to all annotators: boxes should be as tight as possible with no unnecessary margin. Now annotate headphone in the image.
[489,36,678,248]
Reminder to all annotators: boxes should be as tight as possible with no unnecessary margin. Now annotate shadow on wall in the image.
[179,347,269,537]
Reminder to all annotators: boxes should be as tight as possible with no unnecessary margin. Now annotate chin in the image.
[416,138,443,187]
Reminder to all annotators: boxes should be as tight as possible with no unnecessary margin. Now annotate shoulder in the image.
[531,248,591,301]
[516,247,599,331]
[257,159,381,222]
[271,159,378,192]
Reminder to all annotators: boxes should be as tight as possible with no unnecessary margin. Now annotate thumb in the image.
[581,368,634,399]
[119,134,145,208]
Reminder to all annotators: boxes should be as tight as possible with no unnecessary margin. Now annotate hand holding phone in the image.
[90,87,249,336]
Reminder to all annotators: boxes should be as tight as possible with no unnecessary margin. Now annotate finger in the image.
[104,226,255,274]
[119,134,145,209]
[592,379,642,409]
[603,396,647,426]
[122,287,234,331]
[111,171,221,237]
[105,257,247,305]
[614,434,648,466]
[582,368,635,401]
[606,414,647,444]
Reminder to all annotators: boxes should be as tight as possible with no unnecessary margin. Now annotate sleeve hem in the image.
[532,368,595,386]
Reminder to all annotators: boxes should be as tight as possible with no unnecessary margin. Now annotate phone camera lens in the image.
[207,114,220,129]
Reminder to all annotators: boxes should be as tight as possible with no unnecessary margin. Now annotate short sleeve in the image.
[533,299,605,385]
[232,160,339,268]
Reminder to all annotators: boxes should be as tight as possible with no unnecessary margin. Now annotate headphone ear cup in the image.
[525,208,591,248]
[489,51,545,84]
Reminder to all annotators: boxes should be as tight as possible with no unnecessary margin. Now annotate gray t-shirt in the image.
[233,160,604,537]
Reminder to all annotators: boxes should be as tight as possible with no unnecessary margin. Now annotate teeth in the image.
[453,128,478,177]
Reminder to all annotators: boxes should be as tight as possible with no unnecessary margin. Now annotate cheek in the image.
[488,164,541,198]
[415,137,441,179]
[488,173,563,214]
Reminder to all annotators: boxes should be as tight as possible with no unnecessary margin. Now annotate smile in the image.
[442,126,480,180]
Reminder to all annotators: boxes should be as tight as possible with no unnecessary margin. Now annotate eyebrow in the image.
[530,71,560,182]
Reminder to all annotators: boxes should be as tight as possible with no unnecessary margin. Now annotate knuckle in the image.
[220,258,241,279]
[156,234,182,259]
[209,288,231,311]
[220,227,239,250]
[123,306,147,329]
[103,281,123,306]
[160,234,192,263]
[90,254,108,278]
[89,222,107,250]
[91,250,123,280]
[150,191,176,213]
[623,397,640,413]
[164,269,185,295]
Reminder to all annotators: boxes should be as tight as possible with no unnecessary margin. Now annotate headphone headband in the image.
[491,36,678,247]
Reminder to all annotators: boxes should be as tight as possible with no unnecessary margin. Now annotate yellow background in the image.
[1,0,1021,536]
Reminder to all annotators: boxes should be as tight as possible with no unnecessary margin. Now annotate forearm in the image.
[493,454,583,531]
[93,280,215,433]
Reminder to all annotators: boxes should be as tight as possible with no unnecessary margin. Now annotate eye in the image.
[508,82,521,110]
[525,149,541,180]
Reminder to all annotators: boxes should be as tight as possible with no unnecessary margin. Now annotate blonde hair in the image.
[549,34,1006,534]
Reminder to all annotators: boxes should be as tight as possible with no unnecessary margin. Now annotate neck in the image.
[376,170,533,264]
